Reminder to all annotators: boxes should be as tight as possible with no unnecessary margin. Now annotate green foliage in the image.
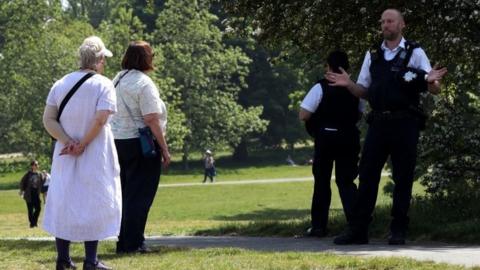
[63,0,130,27]
[0,160,28,175]
[0,0,94,156]
[153,0,267,161]
[98,6,146,78]
[236,43,309,148]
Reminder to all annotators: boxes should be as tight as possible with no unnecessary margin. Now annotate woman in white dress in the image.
[43,36,121,270]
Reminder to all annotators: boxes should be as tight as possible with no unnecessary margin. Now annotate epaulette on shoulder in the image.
[370,41,383,62]
[316,79,327,85]
[405,40,420,50]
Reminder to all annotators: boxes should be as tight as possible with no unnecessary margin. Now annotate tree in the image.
[0,0,95,156]
[209,6,311,157]
[230,38,314,153]
[63,0,130,27]
[225,0,480,200]
[154,0,267,167]
[98,6,146,78]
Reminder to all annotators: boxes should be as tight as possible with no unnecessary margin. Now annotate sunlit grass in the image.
[0,240,474,270]
[0,177,423,239]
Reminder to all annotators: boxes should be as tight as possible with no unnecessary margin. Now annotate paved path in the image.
[159,177,313,188]
[5,235,480,267]
[158,173,391,188]
[147,236,480,267]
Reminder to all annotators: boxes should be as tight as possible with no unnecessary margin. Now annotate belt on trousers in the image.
[368,110,413,121]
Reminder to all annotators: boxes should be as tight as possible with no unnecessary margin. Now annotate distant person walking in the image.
[43,36,121,270]
[202,150,216,183]
[19,160,45,228]
[112,41,171,254]
[286,155,297,166]
[299,51,363,237]
[41,170,50,203]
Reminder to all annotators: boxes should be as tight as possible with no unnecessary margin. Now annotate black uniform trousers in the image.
[352,118,419,234]
[311,128,360,230]
[26,189,41,227]
[115,138,161,252]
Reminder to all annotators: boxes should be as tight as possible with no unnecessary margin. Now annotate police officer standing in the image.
[326,9,447,245]
[299,51,363,237]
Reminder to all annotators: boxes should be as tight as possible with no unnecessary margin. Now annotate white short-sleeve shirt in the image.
[111,69,167,139]
[357,37,432,89]
[300,83,366,113]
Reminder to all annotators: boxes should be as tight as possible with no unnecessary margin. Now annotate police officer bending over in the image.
[299,51,364,237]
[326,8,447,245]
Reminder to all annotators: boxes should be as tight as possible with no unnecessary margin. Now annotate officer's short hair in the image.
[327,50,350,73]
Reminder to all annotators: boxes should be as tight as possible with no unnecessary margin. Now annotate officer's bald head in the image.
[382,9,404,23]
[380,8,405,41]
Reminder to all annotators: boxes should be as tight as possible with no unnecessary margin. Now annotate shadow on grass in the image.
[195,208,348,237]
[0,239,191,266]
[0,182,18,191]
[212,208,310,221]
[194,198,480,244]
[0,240,58,265]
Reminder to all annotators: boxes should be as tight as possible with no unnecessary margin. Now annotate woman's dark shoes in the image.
[304,227,327,237]
[82,260,112,270]
[56,259,77,270]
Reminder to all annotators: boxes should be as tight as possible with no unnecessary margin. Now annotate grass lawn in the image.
[2,159,479,243]
[0,176,402,239]
[1,148,480,269]
[0,240,476,270]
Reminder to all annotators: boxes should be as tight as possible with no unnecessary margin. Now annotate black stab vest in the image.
[311,79,359,131]
[368,43,422,111]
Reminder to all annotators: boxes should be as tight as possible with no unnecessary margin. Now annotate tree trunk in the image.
[182,145,189,170]
[288,142,295,153]
[232,139,248,161]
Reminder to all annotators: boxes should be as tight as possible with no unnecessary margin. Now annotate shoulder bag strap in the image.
[114,70,131,87]
[115,70,141,129]
[57,72,95,122]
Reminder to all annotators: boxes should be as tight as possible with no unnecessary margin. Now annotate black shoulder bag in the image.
[50,72,95,157]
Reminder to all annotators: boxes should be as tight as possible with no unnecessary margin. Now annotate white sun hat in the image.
[80,36,113,58]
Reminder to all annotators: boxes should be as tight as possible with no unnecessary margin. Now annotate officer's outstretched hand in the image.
[325,67,352,87]
[426,64,448,94]
[427,64,448,83]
